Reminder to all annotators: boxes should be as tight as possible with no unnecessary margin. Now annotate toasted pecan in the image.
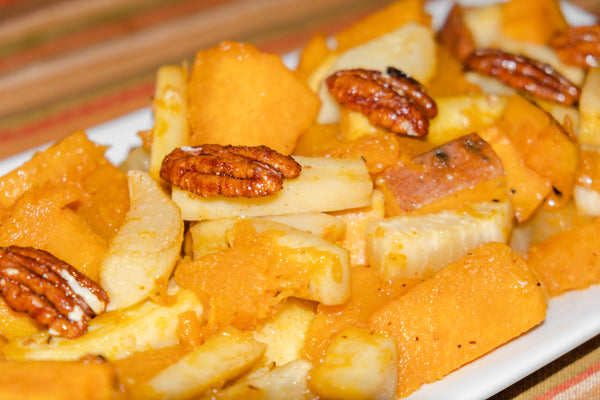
[160,144,301,198]
[0,246,109,338]
[549,25,600,69]
[464,48,581,105]
[326,67,438,137]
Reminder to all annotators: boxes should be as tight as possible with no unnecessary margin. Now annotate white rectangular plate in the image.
[0,1,598,399]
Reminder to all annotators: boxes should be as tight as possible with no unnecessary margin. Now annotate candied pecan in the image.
[0,246,109,338]
[463,48,581,105]
[160,144,301,198]
[549,25,600,69]
[326,67,438,137]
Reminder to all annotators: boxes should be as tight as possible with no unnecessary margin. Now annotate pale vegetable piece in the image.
[261,212,346,243]
[427,94,508,146]
[172,156,373,221]
[330,189,385,267]
[313,22,437,124]
[252,298,316,366]
[365,200,513,280]
[190,214,346,259]
[148,330,266,400]
[574,185,600,217]
[578,67,600,146]
[148,65,190,181]
[100,170,184,311]
[207,359,312,400]
[309,327,398,400]
[3,287,203,361]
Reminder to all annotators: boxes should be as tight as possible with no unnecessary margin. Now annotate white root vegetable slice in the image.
[172,156,372,221]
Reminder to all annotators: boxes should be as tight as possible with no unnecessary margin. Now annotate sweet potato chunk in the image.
[368,242,547,398]
[527,218,600,297]
[377,133,506,215]
[188,41,320,155]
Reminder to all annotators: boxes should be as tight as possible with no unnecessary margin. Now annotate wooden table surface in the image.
[1,1,600,399]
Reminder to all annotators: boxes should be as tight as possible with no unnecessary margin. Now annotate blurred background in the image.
[0,0,598,157]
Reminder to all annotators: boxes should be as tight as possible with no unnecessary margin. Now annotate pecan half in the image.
[463,48,581,105]
[0,246,109,338]
[160,144,301,198]
[549,25,600,69]
[325,67,438,137]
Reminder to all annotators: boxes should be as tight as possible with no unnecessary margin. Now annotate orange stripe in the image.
[0,0,233,75]
[533,360,600,400]
[0,82,154,142]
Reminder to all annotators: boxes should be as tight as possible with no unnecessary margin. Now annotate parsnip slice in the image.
[205,359,312,400]
[172,156,372,221]
[100,170,184,311]
[308,327,398,400]
[148,65,190,181]
[366,200,513,280]
[3,287,202,361]
[578,67,600,146]
[148,330,266,400]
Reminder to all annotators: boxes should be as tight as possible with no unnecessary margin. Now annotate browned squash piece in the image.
[376,133,506,216]
[368,242,547,398]
[527,218,600,297]
[188,41,320,155]
[295,32,332,82]
[71,163,130,241]
[302,265,419,364]
[436,4,475,63]
[497,95,579,209]
[293,123,341,157]
[334,0,429,53]
[0,131,108,209]
[0,184,107,282]
[501,0,568,44]
[0,360,119,400]
[479,126,552,223]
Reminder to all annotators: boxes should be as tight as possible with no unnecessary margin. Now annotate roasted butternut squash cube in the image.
[368,242,547,398]
[501,0,568,44]
[188,41,320,155]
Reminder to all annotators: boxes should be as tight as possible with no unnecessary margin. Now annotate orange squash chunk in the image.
[0,360,118,400]
[501,0,568,44]
[0,184,107,282]
[377,133,506,216]
[0,131,108,209]
[497,95,578,208]
[295,32,332,82]
[302,265,418,364]
[527,218,600,297]
[71,163,130,241]
[188,41,320,155]
[334,0,429,52]
[368,242,547,398]
[479,126,552,223]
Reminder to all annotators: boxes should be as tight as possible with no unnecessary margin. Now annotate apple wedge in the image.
[100,170,184,311]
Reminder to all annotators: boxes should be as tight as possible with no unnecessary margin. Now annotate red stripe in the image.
[0,82,155,142]
[533,360,600,400]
